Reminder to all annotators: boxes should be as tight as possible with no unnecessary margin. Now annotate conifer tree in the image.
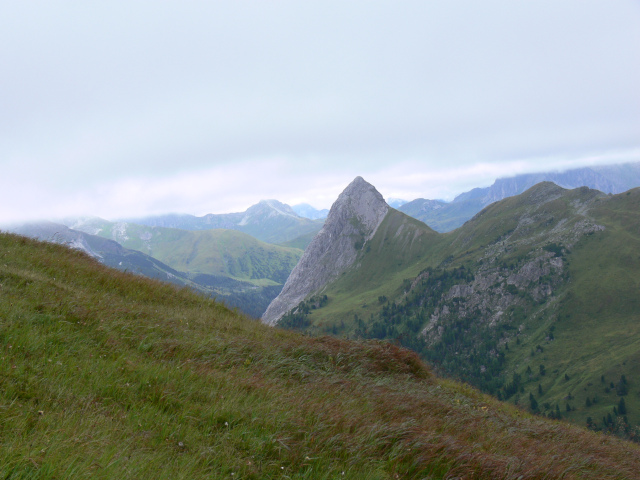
[618,397,627,415]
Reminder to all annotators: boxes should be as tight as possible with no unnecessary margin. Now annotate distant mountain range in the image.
[386,197,408,208]
[125,199,324,245]
[6,161,640,323]
[7,197,325,317]
[292,203,329,220]
[399,162,640,231]
[266,175,640,438]
[8,220,303,318]
[62,217,301,285]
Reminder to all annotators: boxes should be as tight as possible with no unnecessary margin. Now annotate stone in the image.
[262,177,389,325]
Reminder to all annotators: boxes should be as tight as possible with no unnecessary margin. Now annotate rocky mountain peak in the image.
[262,177,389,325]
[239,199,300,226]
[326,176,389,228]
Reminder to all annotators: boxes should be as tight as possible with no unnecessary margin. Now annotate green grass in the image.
[146,229,302,284]
[277,231,318,250]
[285,184,640,438]
[74,221,303,286]
[2,233,640,478]
[298,210,446,332]
[483,187,640,429]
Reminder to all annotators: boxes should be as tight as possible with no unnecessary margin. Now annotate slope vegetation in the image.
[279,182,640,437]
[2,233,640,478]
[9,222,299,318]
[65,219,302,286]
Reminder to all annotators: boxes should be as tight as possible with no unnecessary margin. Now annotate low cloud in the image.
[1,2,639,224]
[3,148,638,226]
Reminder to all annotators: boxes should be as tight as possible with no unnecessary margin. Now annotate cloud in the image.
[3,147,639,226]
[1,1,639,224]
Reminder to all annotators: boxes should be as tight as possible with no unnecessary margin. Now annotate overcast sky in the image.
[1,1,639,223]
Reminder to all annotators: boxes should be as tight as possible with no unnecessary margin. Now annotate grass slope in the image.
[68,220,303,287]
[284,184,640,436]
[290,210,443,332]
[2,233,640,478]
[524,188,640,427]
[278,231,318,250]
[144,229,302,286]
[6,222,288,319]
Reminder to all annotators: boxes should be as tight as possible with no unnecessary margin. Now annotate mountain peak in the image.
[262,177,389,325]
[339,176,374,198]
[327,176,388,220]
[240,199,299,225]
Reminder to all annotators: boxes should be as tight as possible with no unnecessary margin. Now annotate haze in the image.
[1,1,639,224]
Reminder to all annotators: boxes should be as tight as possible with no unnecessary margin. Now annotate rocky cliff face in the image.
[262,176,390,325]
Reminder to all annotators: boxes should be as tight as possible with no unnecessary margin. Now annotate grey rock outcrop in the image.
[262,176,390,325]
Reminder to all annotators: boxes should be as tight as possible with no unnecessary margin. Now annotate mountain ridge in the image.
[262,176,390,325]
[124,199,324,244]
[399,161,640,232]
[292,203,329,220]
[7,221,299,317]
[272,177,640,436]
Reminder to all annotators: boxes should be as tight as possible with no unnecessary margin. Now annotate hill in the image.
[65,219,302,286]
[7,221,205,287]
[123,199,324,244]
[8,222,300,318]
[271,178,640,438]
[1,232,640,478]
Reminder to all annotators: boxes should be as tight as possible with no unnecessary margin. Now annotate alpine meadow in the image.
[2,231,640,479]
[2,2,640,478]
[273,177,640,443]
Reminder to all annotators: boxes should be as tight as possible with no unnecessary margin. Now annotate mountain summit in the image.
[262,176,389,325]
[120,199,323,244]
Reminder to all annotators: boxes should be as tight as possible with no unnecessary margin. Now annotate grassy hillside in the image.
[66,219,303,286]
[278,230,318,250]
[142,229,302,286]
[2,233,640,478]
[7,222,297,319]
[280,184,640,437]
